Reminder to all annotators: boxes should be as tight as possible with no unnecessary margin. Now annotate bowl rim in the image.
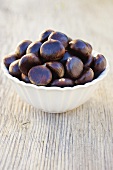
[1,50,109,91]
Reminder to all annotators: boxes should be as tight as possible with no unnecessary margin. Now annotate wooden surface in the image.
[0,0,113,169]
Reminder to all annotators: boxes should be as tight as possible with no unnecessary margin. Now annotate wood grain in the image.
[0,0,113,169]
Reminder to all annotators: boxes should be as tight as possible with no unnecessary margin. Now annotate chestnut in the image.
[75,67,94,85]
[84,55,94,67]
[51,78,74,87]
[3,53,18,68]
[19,53,41,76]
[9,59,21,78]
[66,56,83,79]
[48,31,69,48]
[28,65,52,86]
[26,41,42,56]
[60,51,72,65]
[40,39,65,61]
[69,39,92,63]
[21,73,30,83]
[4,29,107,88]
[68,37,72,42]
[92,54,107,78]
[15,40,32,57]
[45,61,64,78]
[39,29,54,43]
[86,42,92,51]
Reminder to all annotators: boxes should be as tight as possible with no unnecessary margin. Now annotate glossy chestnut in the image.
[40,39,65,61]
[28,65,52,86]
[3,29,108,89]
[39,29,54,42]
[68,37,72,42]
[51,78,74,87]
[15,40,32,57]
[3,53,18,68]
[26,41,42,56]
[19,53,41,76]
[75,67,94,85]
[45,61,64,78]
[48,31,69,48]
[60,51,72,65]
[92,54,107,78]
[9,59,21,77]
[66,56,83,79]
[21,73,30,83]
[69,39,92,63]
[84,55,94,67]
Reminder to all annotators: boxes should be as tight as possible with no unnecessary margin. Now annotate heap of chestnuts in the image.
[3,29,107,87]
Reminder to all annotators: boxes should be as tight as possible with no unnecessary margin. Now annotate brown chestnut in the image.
[92,54,107,78]
[75,67,94,85]
[84,55,94,67]
[9,59,21,77]
[3,53,18,68]
[48,31,69,48]
[26,41,42,56]
[60,51,72,65]
[68,37,72,42]
[69,39,92,63]
[28,65,52,86]
[51,78,74,87]
[40,39,65,61]
[45,61,64,78]
[39,29,54,43]
[15,40,32,57]
[21,73,30,83]
[66,56,83,79]
[5,28,108,89]
[19,53,41,76]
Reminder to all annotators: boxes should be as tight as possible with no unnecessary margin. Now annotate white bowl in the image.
[1,51,109,113]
